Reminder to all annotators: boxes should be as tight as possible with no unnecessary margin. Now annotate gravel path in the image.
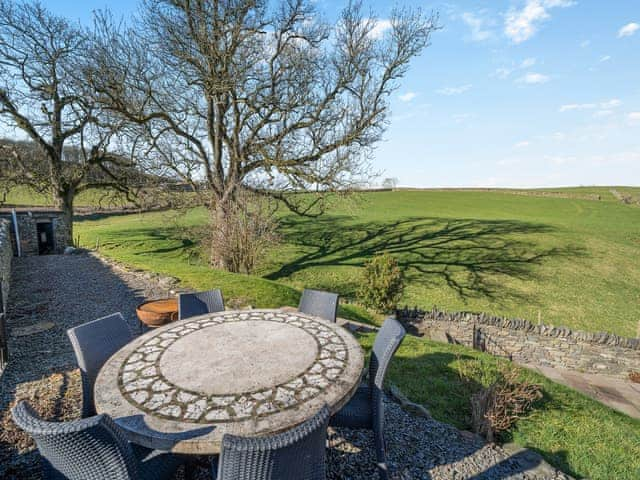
[0,253,571,479]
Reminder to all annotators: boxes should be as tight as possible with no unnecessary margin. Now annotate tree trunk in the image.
[210,199,234,271]
[54,188,75,249]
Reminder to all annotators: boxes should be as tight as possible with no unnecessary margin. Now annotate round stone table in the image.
[95,309,364,454]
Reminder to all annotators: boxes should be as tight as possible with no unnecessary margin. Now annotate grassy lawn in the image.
[4,185,130,208]
[359,333,640,480]
[71,191,640,479]
[76,189,640,337]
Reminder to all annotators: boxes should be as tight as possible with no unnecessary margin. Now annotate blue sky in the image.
[40,1,640,187]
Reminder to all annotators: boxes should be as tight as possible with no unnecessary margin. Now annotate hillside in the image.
[73,188,640,337]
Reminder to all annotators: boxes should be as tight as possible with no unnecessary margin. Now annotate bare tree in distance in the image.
[0,0,140,241]
[89,0,438,270]
[382,177,399,189]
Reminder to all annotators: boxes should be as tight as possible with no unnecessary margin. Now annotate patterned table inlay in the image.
[118,310,349,423]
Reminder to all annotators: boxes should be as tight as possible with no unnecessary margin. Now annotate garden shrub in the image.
[358,253,404,313]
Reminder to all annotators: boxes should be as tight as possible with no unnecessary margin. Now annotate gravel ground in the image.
[0,253,571,479]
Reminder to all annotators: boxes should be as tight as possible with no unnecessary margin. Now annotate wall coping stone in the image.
[396,306,640,350]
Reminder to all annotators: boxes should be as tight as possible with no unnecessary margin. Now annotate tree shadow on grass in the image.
[267,215,584,304]
[86,225,200,258]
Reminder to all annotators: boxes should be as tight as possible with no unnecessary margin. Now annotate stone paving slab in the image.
[526,364,640,419]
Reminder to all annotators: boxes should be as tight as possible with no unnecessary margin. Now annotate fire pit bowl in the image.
[136,298,178,327]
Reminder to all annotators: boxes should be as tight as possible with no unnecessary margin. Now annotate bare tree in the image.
[89,0,437,269]
[0,0,137,241]
[382,177,398,189]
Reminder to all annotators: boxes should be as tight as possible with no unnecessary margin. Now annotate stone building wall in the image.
[0,209,70,255]
[0,219,11,310]
[397,307,640,378]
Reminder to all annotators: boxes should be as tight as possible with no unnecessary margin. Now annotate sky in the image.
[32,1,640,187]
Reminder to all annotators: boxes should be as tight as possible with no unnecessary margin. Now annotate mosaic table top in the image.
[95,309,364,454]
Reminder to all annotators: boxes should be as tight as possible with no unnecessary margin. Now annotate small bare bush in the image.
[209,192,279,274]
[471,366,542,443]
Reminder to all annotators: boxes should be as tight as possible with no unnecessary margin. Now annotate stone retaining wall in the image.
[397,307,640,378]
[0,219,11,310]
[0,209,70,255]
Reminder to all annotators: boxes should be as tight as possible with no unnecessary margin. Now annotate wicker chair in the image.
[330,317,406,480]
[178,289,225,320]
[12,400,184,480]
[67,312,133,418]
[298,289,339,323]
[212,405,330,480]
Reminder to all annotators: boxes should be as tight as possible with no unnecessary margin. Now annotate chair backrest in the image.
[178,289,224,320]
[368,317,406,437]
[217,406,330,480]
[298,289,339,323]
[67,312,133,418]
[12,400,139,479]
[369,317,406,391]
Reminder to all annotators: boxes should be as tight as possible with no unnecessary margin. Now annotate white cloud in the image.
[629,112,640,121]
[493,58,537,79]
[579,39,590,48]
[452,113,475,123]
[461,12,493,42]
[600,99,622,109]
[559,103,596,112]
[618,22,639,38]
[599,55,611,62]
[398,92,418,102]
[514,140,530,148]
[520,57,537,68]
[494,67,512,79]
[593,110,614,118]
[369,19,392,39]
[505,0,576,44]
[436,84,472,95]
[518,72,550,84]
[559,99,622,112]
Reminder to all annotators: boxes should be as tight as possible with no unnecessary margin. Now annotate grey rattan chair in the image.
[178,289,225,320]
[212,405,330,480]
[12,400,184,480]
[330,317,406,480]
[298,289,339,323]
[67,312,133,418]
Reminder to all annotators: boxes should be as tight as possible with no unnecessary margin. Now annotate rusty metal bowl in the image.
[136,298,178,327]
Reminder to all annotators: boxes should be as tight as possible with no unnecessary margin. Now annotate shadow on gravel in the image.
[0,253,163,478]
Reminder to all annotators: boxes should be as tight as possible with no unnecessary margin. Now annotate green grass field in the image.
[75,189,640,337]
[3,185,130,208]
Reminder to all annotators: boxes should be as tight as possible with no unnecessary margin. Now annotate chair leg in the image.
[375,430,388,480]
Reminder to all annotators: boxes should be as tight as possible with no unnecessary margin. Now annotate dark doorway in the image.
[37,222,55,255]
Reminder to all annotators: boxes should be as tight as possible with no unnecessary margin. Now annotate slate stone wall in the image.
[0,210,69,255]
[397,307,640,378]
[0,219,11,310]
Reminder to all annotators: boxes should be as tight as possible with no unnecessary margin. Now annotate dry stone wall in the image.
[0,210,70,255]
[0,219,11,310]
[397,307,640,378]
